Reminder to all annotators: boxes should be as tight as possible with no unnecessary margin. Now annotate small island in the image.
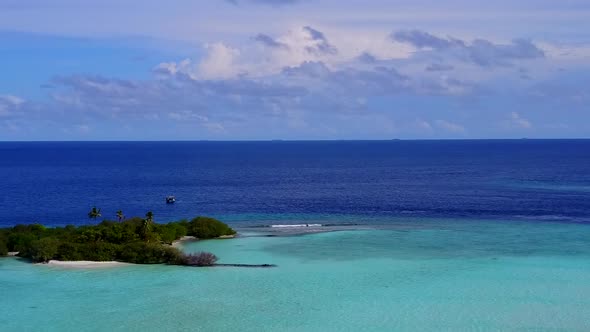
[0,214,239,267]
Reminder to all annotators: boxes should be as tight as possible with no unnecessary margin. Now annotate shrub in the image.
[163,246,186,265]
[29,224,47,233]
[119,242,184,264]
[187,217,236,239]
[7,232,37,252]
[157,226,178,245]
[56,242,85,261]
[26,237,60,263]
[0,238,7,256]
[156,223,189,244]
[79,242,121,261]
[183,252,218,266]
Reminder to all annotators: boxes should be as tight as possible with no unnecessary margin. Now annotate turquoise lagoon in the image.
[1,218,590,331]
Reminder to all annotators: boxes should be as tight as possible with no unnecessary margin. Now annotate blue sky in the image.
[0,0,589,140]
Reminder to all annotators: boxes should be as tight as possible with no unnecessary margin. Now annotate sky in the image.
[0,0,589,140]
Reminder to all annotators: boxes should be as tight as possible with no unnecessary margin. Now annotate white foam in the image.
[270,224,322,228]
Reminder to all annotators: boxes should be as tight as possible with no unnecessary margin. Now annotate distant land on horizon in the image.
[1,138,590,143]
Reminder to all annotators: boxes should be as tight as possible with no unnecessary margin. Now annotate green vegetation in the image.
[187,216,237,239]
[0,215,236,265]
[0,237,7,256]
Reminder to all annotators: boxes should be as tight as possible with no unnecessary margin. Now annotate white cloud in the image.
[152,25,563,96]
[391,30,545,67]
[415,119,433,131]
[0,94,25,117]
[435,119,465,133]
[508,112,532,129]
[167,111,211,123]
[76,124,91,134]
[203,122,226,133]
[154,59,192,76]
[0,95,24,105]
[160,26,355,80]
[257,26,341,72]
[197,42,242,80]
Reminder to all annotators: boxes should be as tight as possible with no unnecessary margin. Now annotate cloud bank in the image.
[1,22,588,140]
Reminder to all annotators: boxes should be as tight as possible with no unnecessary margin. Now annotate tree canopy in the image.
[0,216,236,265]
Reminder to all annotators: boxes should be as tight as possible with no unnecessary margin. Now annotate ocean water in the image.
[0,140,589,226]
[1,140,590,331]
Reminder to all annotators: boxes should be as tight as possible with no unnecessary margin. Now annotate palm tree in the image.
[116,210,124,222]
[142,211,154,241]
[145,211,154,223]
[88,207,101,221]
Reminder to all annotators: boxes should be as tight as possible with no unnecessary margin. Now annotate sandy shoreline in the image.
[28,235,237,268]
[42,260,132,269]
[171,234,236,247]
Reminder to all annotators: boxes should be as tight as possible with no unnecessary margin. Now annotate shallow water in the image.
[1,219,589,331]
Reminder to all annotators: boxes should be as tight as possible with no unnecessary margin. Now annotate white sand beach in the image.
[43,260,131,269]
[217,234,236,239]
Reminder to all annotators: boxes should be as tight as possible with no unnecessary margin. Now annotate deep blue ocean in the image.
[1,140,589,227]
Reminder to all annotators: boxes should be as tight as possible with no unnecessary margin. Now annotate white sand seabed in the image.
[172,235,197,248]
[171,235,235,248]
[43,260,132,269]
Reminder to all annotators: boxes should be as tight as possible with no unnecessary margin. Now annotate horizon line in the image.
[1,138,590,143]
